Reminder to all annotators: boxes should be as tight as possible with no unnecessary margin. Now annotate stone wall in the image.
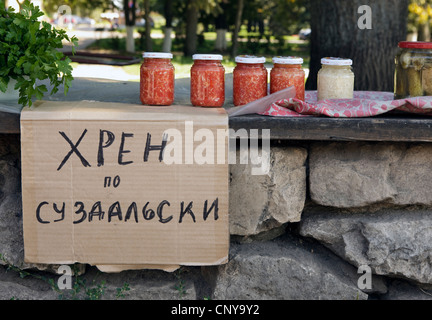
[1,134,432,300]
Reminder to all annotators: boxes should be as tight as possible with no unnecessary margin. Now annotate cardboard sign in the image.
[20,101,229,268]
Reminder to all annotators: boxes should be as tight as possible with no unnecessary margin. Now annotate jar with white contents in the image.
[317,57,354,101]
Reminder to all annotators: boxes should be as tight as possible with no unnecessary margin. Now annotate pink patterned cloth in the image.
[260,91,432,117]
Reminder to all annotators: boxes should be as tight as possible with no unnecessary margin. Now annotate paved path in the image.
[71,64,140,82]
[59,26,141,81]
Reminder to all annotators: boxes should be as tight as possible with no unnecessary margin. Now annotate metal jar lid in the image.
[143,52,173,59]
[272,56,303,64]
[321,57,353,66]
[235,55,266,64]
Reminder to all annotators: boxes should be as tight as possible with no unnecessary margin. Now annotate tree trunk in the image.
[306,0,409,92]
[144,0,152,51]
[215,29,227,52]
[231,0,244,58]
[215,1,228,52]
[124,0,136,53]
[184,0,199,57]
[418,21,431,42]
[162,27,173,52]
[162,0,173,52]
[125,26,135,53]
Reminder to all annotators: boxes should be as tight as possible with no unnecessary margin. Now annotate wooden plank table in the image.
[2,77,432,141]
[0,111,20,134]
[3,109,432,142]
[229,113,432,142]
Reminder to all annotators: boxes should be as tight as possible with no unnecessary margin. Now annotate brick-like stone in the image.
[300,208,432,284]
[0,264,198,300]
[208,235,368,300]
[309,142,432,208]
[229,146,307,237]
[0,135,23,269]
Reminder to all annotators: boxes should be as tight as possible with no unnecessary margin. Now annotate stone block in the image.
[300,208,432,284]
[229,146,307,237]
[208,235,368,300]
[309,142,432,208]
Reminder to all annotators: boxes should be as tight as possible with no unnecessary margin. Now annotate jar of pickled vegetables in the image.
[233,55,268,106]
[317,57,354,101]
[140,52,175,106]
[270,56,305,101]
[394,41,432,99]
[190,54,225,107]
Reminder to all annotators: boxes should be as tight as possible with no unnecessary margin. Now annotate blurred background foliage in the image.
[4,0,429,81]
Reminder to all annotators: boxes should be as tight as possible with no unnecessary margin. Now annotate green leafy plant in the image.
[174,268,187,299]
[116,282,130,299]
[0,0,78,107]
[1,255,131,300]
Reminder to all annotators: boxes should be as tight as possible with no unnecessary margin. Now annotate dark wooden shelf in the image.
[2,78,432,142]
[3,109,432,142]
[0,111,20,134]
[229,113,432,142]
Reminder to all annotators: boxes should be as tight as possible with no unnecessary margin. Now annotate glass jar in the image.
[394,41,432,99]
[140,52,175,106]
[233,55,268,106]
[317,57,354,101]
[270,56,305,101]
[190,54,225,107]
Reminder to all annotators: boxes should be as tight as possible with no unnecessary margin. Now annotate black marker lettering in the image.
[157,200,172,224]
[57,129,90,171]
[36,201,49,224]
[104,176,112,187]
[142,202,155,220]
[113,175,121,187]
[203,198,219,221]
[125,202,138,222]
[89,201,105,221]
[143,133,168,162]
[53,202,66,222]
[104,175,121,188]
[108,201,122,222]
[179,201,196,223]
[97,130,115,167]
[118,132,134,165]
[73,201,87,224]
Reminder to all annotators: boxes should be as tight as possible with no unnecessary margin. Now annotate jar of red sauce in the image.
[140,52,175,106]
[233,55,267,106]
[190,54,225,107]
[270,56,305,101]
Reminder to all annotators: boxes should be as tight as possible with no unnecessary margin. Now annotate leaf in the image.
[34,85,47,100]
[14,77,26,90]
[22,62,32,74]
[0,77,9,92]
[1,0,76,107]
[50,86,59,95]
[13,17,25,27]
[16,56,26,68]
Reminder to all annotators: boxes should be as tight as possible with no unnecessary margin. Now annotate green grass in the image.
[87,26,309,54]
[82,28,310,79]
[121,56,236,79]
